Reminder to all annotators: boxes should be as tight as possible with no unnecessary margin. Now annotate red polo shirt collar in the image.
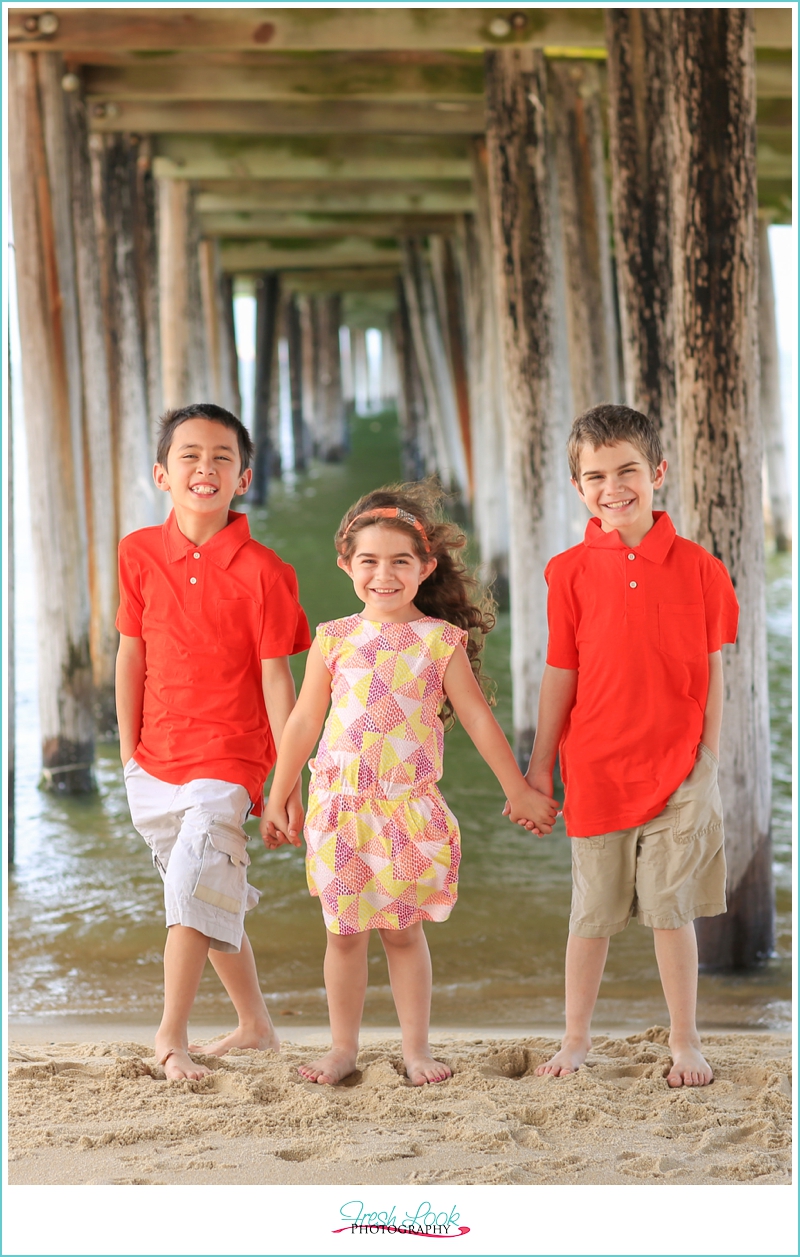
[162,509,252,570]
[583,510,676,565]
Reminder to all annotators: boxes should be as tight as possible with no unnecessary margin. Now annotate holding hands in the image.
[261,781,304,849]
[504,777,559,835]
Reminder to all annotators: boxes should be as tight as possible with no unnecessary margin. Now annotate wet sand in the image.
[7,1024,791,1186]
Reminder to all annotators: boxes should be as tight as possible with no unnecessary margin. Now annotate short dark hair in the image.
[156,403,255,472]
[567,404,664,480]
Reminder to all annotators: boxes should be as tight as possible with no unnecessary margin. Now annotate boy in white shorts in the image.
[116,403,310,1080]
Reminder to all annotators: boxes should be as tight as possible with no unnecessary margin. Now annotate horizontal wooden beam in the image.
[81,52,484,100]
[153,135,471,181]
[89,99,485,135]
[218,237,403,272]
[279,268,399,294]
[195,181,477,214]
[199,211,457,238]
[756,131,792,180]
[10,7,791,51]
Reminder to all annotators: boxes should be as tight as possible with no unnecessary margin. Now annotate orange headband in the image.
[342,506,431,553]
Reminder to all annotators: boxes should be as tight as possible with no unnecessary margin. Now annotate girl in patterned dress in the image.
[264,486,558,1086]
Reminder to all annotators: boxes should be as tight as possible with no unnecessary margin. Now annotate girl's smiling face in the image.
[338,524,437,622]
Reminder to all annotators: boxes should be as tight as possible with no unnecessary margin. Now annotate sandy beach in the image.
[7,1024,791,1186]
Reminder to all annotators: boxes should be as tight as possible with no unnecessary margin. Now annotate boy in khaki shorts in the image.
[116,403,310,1080]
[526,405,738,1087]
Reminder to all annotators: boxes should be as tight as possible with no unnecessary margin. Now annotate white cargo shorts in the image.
[124,760,261,953]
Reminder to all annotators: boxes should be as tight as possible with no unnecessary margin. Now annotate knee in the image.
[379,923,422,951]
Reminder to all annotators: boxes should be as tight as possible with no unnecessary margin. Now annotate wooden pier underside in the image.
[8,7,791,969]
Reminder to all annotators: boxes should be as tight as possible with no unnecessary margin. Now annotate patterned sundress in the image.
[305,614,467,934]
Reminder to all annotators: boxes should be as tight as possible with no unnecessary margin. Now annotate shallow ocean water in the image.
[8,411,792,1033]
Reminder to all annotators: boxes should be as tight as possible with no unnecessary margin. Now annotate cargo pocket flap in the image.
[206,820,250,867]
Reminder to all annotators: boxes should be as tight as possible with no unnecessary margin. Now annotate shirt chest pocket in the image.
[217,598,259,652]
[658,603,706,661]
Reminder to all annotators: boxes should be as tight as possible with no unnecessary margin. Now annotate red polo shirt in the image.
[545,512,739,837]
[116,509,311,810]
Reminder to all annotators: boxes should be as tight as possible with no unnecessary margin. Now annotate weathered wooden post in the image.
[465,143,509,597]
[65,88,119,730]
[430,235,474,502]
[758,219,791,552]
[549,59,620,412]
[298,294,320,454]
[352,326,369,416]
[284,291,308,472]
[316,293,346,461]
[132,135,162,444]
[485,47,562,763]
[99,134,158,538]
[199,238,224,401]
[670,8,773,967]
[219,273,242,417]
[251,271,280,504]
[394,281,429,482]
[158,178,203,409]
[606,9,682,525]
[8,49,95,792]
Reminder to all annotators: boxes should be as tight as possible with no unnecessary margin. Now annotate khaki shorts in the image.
[569,743,726,937]
[124,761,260,953]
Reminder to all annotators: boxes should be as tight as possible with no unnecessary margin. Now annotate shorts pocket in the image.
[192,820,250,915]
[658,604,706,661]
[668,753,723,845]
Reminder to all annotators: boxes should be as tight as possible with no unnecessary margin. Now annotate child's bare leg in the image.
[653,922,713,1087]
[537,933,609,1077]
[299,931,369,1084]
[379,922,450,1085]
[188,932,280,1056]
[155,924,213,1080]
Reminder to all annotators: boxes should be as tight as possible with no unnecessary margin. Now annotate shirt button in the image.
[629,580,637,589]
[190,577,197,585]
[193,552,201,560]
[628,553,636,560]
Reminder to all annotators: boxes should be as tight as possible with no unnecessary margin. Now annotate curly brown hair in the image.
[335,481,496,725]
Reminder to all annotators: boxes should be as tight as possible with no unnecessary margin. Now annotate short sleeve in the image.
[116,539,144,637]
[258,562,311,659]
[704,561,739,652]
[544,556,579,669]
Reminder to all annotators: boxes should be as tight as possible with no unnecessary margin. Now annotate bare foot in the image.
[157,1046,212,1082]
[536,1036,591,1078]
[666,1042,714,1087]
[188,1023,280,1056]
[298,1047,358,1085]
[404,1053,452,1086]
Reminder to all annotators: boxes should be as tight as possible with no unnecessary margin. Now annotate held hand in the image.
[505,783,559,835]
[502,769,554,824]
[261,798,302,850]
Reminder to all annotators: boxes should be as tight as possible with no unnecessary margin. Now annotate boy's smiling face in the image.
[153,417,252,541]
[573,439,667,546]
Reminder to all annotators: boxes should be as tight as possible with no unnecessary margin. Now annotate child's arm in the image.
[524,664,579,797]
[442,646,559,833]
[115,634,146,765]
[261,655,302,830]
[700,651,723,757]
[261,641,332,850]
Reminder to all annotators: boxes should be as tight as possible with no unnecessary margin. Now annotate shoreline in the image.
[8,1018,786,1046]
